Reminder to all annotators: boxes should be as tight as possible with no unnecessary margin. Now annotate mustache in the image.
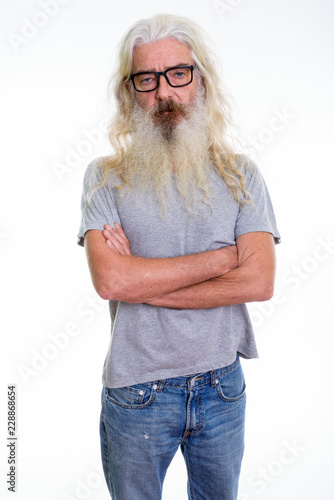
[151,99,189,119]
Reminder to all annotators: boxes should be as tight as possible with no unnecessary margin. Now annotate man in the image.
[77,14,280,500]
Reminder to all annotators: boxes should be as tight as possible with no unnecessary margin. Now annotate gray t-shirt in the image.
[77,156,280,388]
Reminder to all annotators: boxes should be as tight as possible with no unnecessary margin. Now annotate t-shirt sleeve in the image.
[77,159,121,247]
[235,158,281,244]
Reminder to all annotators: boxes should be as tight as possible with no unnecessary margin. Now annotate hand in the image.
[102,223,132,256]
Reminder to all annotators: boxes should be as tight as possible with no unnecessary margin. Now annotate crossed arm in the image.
[84,223,276,309]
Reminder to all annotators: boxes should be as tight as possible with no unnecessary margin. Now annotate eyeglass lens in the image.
[133,67,192,91]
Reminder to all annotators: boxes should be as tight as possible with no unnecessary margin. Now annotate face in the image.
[130,38,198,111]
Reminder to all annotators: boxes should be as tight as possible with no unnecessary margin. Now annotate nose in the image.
[155,75,174,101]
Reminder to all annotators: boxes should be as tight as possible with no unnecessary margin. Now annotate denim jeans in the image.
[100,355,246,500]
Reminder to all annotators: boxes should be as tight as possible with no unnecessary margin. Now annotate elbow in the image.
[258,287,274,302]
[95,278,137,302]
[256,280,275,302]
[94,276,124,302]
[95,285,117,301]
[97,286,117,301]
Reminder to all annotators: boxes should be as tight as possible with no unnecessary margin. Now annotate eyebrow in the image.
[134,62,192,74]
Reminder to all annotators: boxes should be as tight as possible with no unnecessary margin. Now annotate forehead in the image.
[132,38,193,73]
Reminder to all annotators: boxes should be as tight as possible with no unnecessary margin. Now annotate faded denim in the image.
[100,356,246,499]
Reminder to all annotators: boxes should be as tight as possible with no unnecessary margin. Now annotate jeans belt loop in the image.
[157,380,165,392]
[210,370,217,387]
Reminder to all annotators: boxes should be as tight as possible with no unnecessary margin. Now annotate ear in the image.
[125,81,131,94]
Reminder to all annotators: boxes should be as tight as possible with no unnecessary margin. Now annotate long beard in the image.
[121,92,213,214]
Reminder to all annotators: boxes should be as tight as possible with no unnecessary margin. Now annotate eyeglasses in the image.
[130,64,196,93]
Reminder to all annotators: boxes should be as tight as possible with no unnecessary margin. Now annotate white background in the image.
[1,0,333,499]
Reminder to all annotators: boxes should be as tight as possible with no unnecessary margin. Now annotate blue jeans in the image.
[100,356,246,500]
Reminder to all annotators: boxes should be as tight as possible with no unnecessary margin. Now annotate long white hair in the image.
[93,14,251,204]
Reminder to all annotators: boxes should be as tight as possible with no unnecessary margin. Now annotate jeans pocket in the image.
[215,360,246,402]
[105,383,157,409]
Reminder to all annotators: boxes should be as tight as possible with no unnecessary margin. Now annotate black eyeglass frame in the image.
[129,64,197,93]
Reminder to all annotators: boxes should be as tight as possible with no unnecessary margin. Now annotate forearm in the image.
[145,264,274,309]
[85,229,236,302]
[97,225,275,307]
[108,250,229,302]
[145,232,276,309]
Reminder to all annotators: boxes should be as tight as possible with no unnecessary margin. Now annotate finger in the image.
[105,222,124,237]
[106,239,122,255]
[110,227,128,246]
[114,222,129,241]
[106,235,123,252]
[104,223,131,255]
[108,232,126,252]
[114,223,131,252]
[103,227,124,246]
[105,229,131,256]
[105,223,128,246]
[102,228,113,242]
[114,222,124,233]
[104,224,115,237]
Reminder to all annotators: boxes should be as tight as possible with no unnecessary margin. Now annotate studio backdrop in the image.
[1,0,333,499]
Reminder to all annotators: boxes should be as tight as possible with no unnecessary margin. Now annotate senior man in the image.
[77,13,280,500]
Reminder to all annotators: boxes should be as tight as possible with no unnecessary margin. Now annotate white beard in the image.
[122,91,213,213]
